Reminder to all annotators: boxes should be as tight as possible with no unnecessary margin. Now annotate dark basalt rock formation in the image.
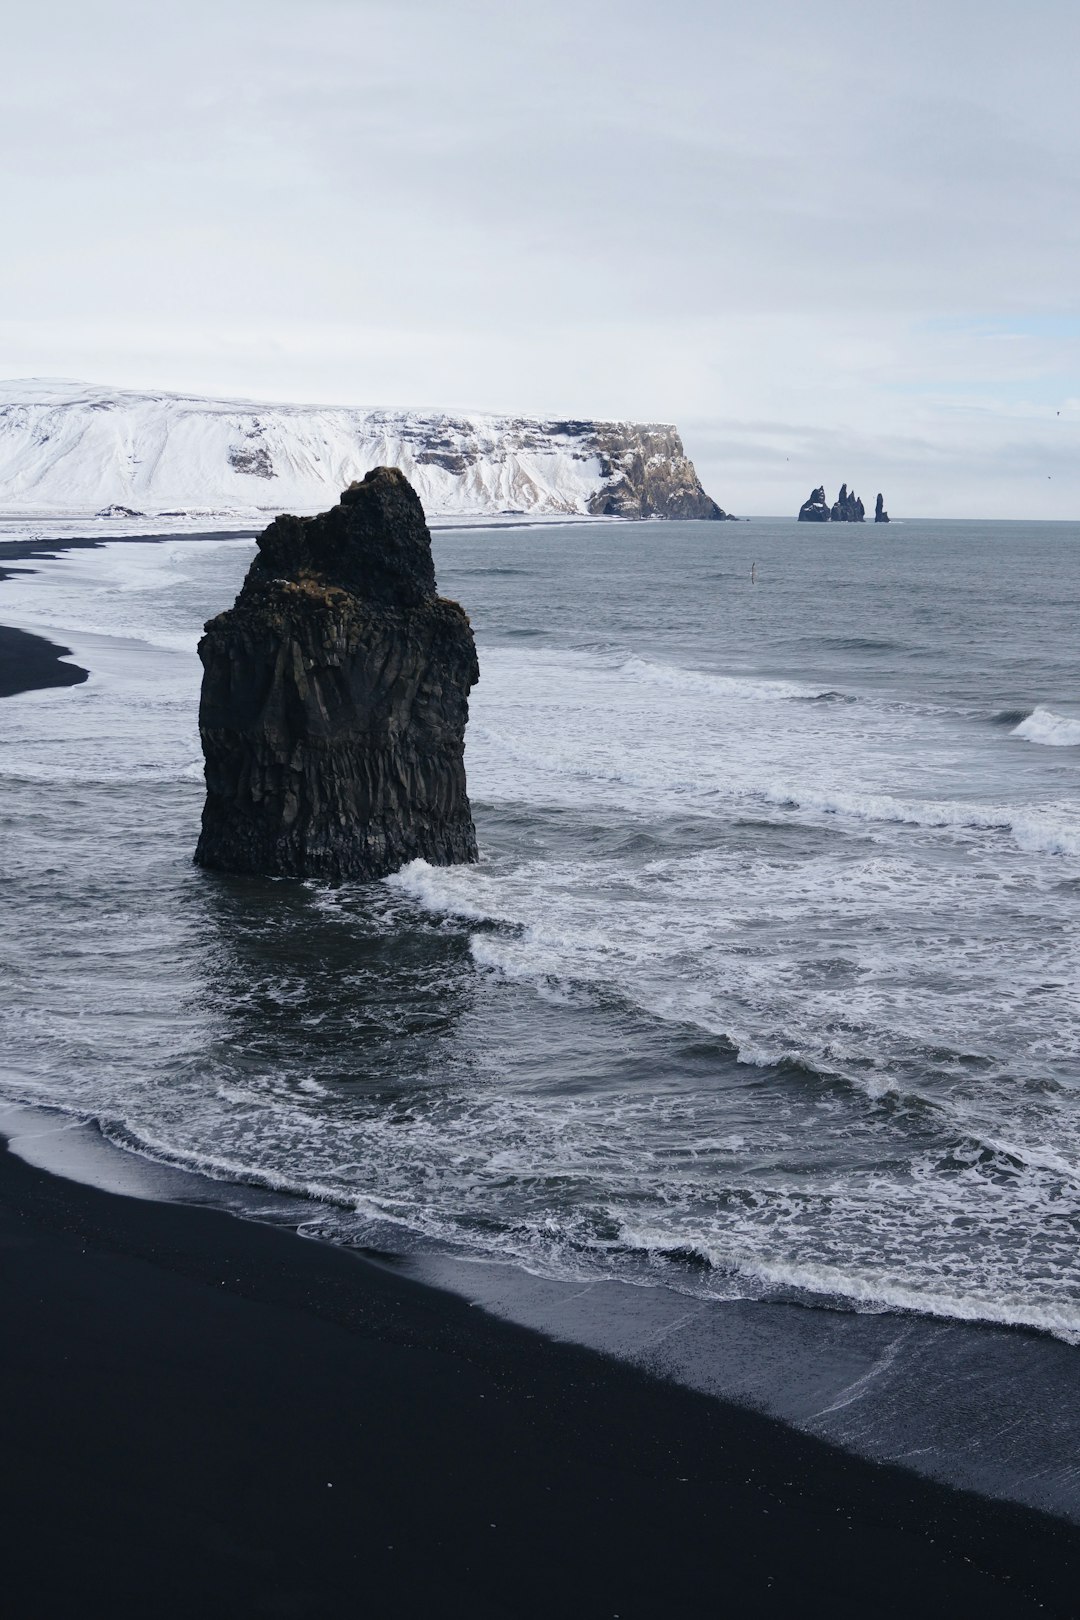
[830,483,865,522]
[195,467,479,883]
[797,484,866,522]
[797,485,831,522]
[875,493,890,523]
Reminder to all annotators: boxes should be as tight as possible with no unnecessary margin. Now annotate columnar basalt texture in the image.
[195,468,479,882]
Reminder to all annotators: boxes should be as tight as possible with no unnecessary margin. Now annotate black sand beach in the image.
[0,532,110,583]
[0,623,88,698]
[4,524,1080,1614]
[0,528,255,698]
[1,1135,1077,1619]
[0,529,258,586]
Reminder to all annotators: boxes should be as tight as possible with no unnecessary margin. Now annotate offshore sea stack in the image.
[195,468,479,883]
[797,485,831,522]
[797,483,873,522]
[830,483,865,522]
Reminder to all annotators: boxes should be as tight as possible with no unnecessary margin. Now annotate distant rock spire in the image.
[797,483,869,522]
[830,484,864,522]
[797,485,831,521]
[875,493,890,523]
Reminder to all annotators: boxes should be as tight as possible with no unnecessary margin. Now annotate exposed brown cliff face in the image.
[585,425,735,519]
[195,468,479,883]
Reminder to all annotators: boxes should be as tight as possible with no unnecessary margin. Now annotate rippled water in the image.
[1,518,1078,1339]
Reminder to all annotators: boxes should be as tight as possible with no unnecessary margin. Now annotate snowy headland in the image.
[0,379,731,523]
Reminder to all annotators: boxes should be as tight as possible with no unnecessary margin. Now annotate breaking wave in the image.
[749,783,1080,857]
[1011,707,1080,747]
[6,518,1080,1365]
[616,654,836,703]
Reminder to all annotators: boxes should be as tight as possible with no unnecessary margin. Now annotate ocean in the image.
[2,516,1079,1509]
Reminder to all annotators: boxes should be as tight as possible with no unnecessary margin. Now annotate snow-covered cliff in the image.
[0,380,731,520]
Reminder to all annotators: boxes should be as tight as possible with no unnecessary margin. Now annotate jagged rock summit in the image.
[797,485,831,522]
[797,483,878,523]
[830,483,865,522]
[195,467,479,883]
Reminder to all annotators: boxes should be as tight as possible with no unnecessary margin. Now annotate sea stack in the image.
[875,493,890,523]
[830,483,865,522]
[797,485,831,522]
[194,468,479,883]
[797,484,867,522]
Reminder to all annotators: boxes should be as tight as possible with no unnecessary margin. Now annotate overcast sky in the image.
[3,0,1078,516]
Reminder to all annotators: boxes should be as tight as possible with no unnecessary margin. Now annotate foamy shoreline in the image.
[3,521,1080,1536]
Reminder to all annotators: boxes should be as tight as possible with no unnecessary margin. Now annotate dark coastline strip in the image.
[0,624,88,698]
[0,528,256,698]
[0,535,100,585]
[0,527,259,585]
[0,533,115,584]
[0,1137,1074,1618]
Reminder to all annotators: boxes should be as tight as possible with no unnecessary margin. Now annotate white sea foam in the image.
[5,529,1080,1348]
[464,646,1080,860]
[90,1070,1080,1344]
[391,835,1080,1080]
[616,654,830,703]
[615,1223,1080,1342]
[0,538,245,793]
[0,537,251,654]
[751,782,1080,858]
[1012,706,1080,747]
